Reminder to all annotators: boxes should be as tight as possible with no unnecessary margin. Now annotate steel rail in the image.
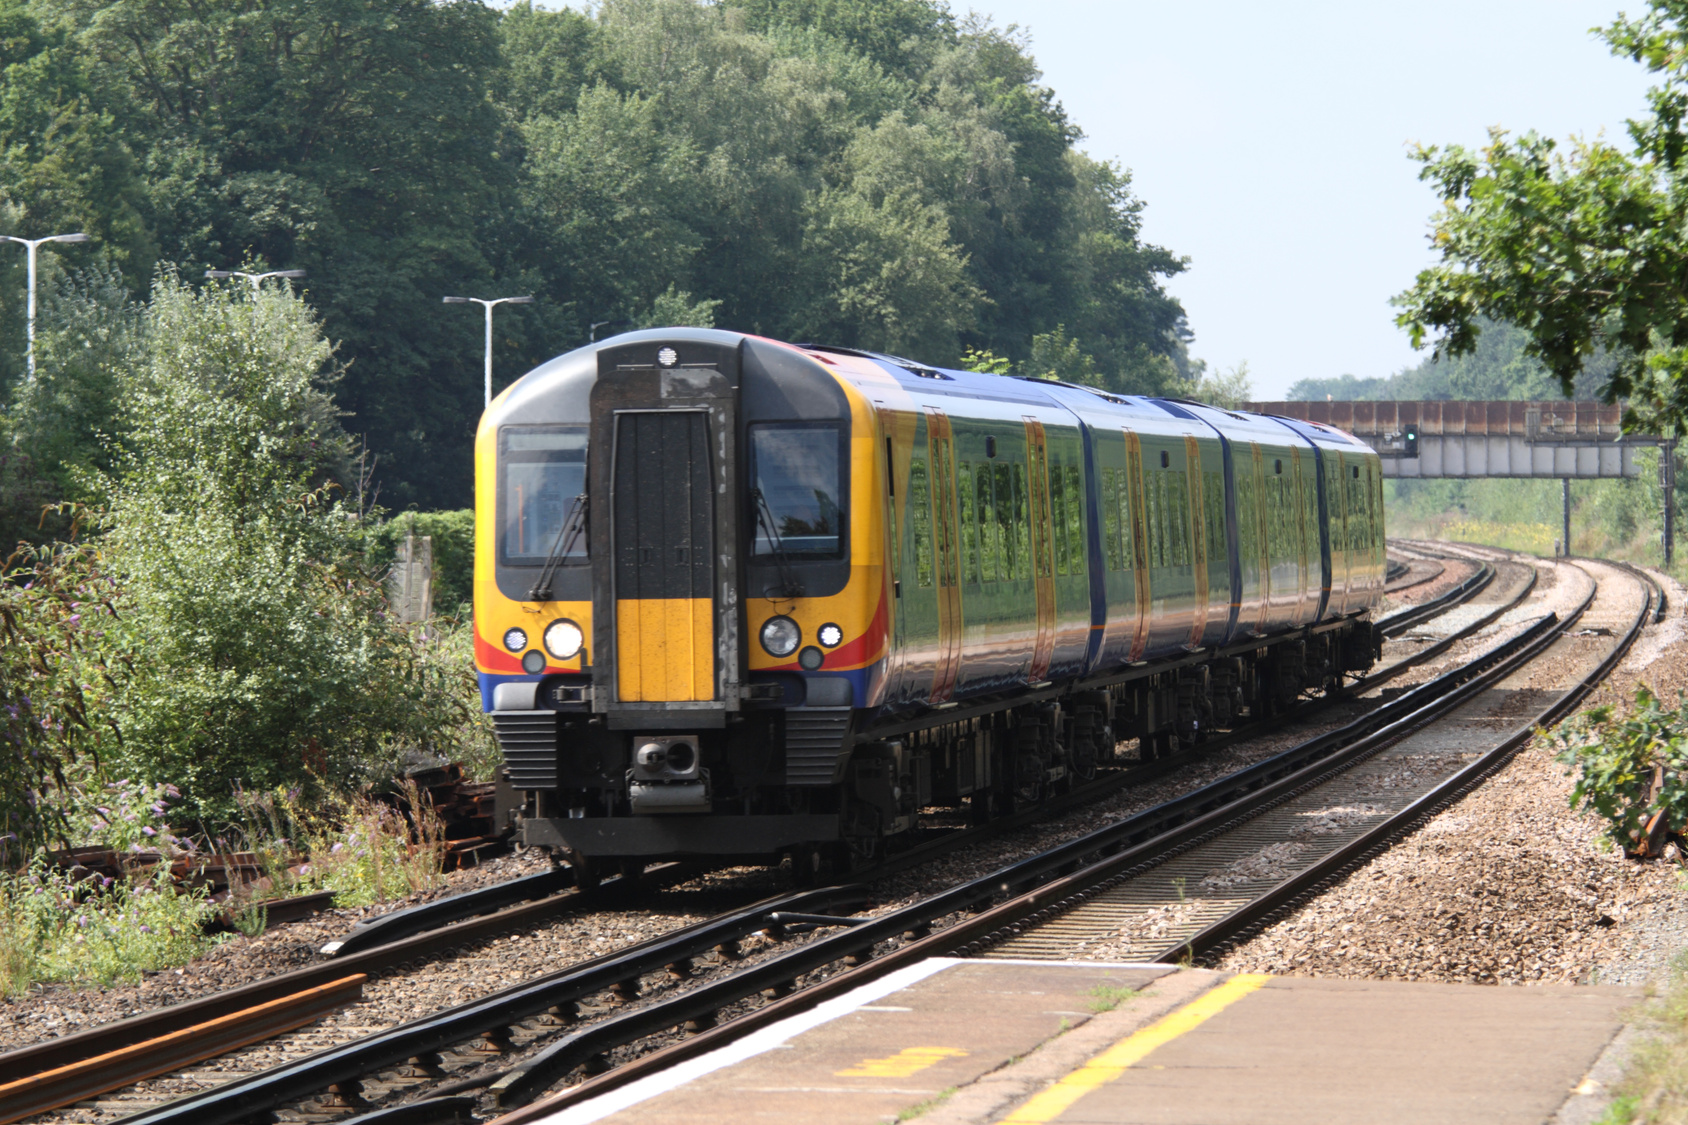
[1356,555,1532,691]
[477,585,1574,1113]
[0,867,672,1081]
[1375,553,1494,637]
[99,885,867,1125]
[1155,558,1655,965]
[0,976,367,1125]
[320,866,575,957]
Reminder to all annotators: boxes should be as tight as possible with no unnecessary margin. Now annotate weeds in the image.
[0,859,217,996]
[230,779,446,908]
[1087,983,1138,1013]
[898,1087,959,1121]
[1593,957,1688,1123]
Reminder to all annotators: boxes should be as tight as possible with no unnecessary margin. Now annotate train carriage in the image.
[475,329,1385,875]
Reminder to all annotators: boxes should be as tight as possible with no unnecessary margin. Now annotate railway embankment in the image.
[1214,559,1688,989]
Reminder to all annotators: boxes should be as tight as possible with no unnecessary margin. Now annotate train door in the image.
[1291,447,1312,624]
[926,407,963,701]
[1247,443,1270,633]
[877,405,914,701]
[898,412,942,704]
[1124,429,1152,661]
[1023,417,1057,681]
[1328,452,1351,615]
[610,410,715,702]
[1183,435,1208,649]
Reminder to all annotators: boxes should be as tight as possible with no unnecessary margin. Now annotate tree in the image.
[94,278,446,821]
[1396,0,1688,433]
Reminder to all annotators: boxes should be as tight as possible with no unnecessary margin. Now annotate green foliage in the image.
[1193,361,1254,411]
[0,0,1190,508]
[1286,319,1619,404]
[0,859,217,996]
[92,279,462,823]
[1395,1,1688,434]
[0,538,119,866]
[1026,323,1100,384]
[233,781,446,909]
[1552,686,1688,851]
[959,346,1012,374]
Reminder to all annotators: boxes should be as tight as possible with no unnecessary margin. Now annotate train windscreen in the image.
[501,426,588,563]
[748,423,845,558]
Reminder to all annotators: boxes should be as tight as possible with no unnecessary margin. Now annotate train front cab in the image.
[475,330,887,871]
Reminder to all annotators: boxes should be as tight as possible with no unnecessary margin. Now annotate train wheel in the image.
[788,846,829,888]
[1013,753,1043,809]
[567,850,601,895]
[617,859,645,889]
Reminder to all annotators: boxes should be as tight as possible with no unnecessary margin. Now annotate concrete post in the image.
[389,533,434,623]
[1562,478,1571,556]
[1665,442,1677,567]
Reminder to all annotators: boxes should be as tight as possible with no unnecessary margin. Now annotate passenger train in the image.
[474,329,1386,876]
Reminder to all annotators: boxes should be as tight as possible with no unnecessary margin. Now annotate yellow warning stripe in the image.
[1000,973,1272,1124]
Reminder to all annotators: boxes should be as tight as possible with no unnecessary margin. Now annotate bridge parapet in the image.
[1245,400,1667,480]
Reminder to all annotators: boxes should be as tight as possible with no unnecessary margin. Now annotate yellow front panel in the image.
[616,598,714,702]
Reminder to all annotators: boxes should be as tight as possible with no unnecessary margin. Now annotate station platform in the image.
[526,959,1640,1125]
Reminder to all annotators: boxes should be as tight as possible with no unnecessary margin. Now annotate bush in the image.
[90,276,460,825]
[0,537,122,866]
[1552,686,1688,855]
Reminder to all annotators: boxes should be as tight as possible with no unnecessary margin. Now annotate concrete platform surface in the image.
[524,959,1640,1125]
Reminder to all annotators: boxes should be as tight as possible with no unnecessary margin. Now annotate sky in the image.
[970,0,1657,399]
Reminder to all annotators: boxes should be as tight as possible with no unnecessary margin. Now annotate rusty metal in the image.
[0,975,365,1125]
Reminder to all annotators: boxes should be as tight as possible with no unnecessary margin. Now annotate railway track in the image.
[0,541,1513,1125]
[476,551,1651,1125]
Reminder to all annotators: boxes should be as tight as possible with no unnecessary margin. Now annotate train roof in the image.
[490,330,1379,460]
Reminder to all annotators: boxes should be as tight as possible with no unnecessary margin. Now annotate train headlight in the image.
[760,616,800,657]
[544,619,584,660]
[503,627,528,653]
[817,623,843,648]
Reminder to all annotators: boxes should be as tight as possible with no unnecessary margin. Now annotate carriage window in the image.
[749,424,845,558]
[1063,463,1086,575]
[501,426,588,564]
[1102,468,1123,572]
[909,455,933,587]
[958,461,979,585]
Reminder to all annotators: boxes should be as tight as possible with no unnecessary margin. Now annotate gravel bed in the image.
[1214,557,1688,989]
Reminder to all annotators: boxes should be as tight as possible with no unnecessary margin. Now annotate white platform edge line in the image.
[527,956,965,1125]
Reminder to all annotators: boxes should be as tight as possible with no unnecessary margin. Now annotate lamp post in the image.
[2,232,90,382]
[443,295,533,408]
[590,318,631,342]
[205,268,306,291]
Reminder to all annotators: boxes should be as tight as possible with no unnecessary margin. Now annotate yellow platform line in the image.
[1000,973,1272,1124]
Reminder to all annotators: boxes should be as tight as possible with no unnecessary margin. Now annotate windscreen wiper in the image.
[528,492,587,602]
[750,487,804,599]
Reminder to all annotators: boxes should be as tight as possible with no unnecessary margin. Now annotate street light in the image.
[1,232,90,382]
[590,318,631,342]
[443,295,534,408]
[205,268,306,291]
